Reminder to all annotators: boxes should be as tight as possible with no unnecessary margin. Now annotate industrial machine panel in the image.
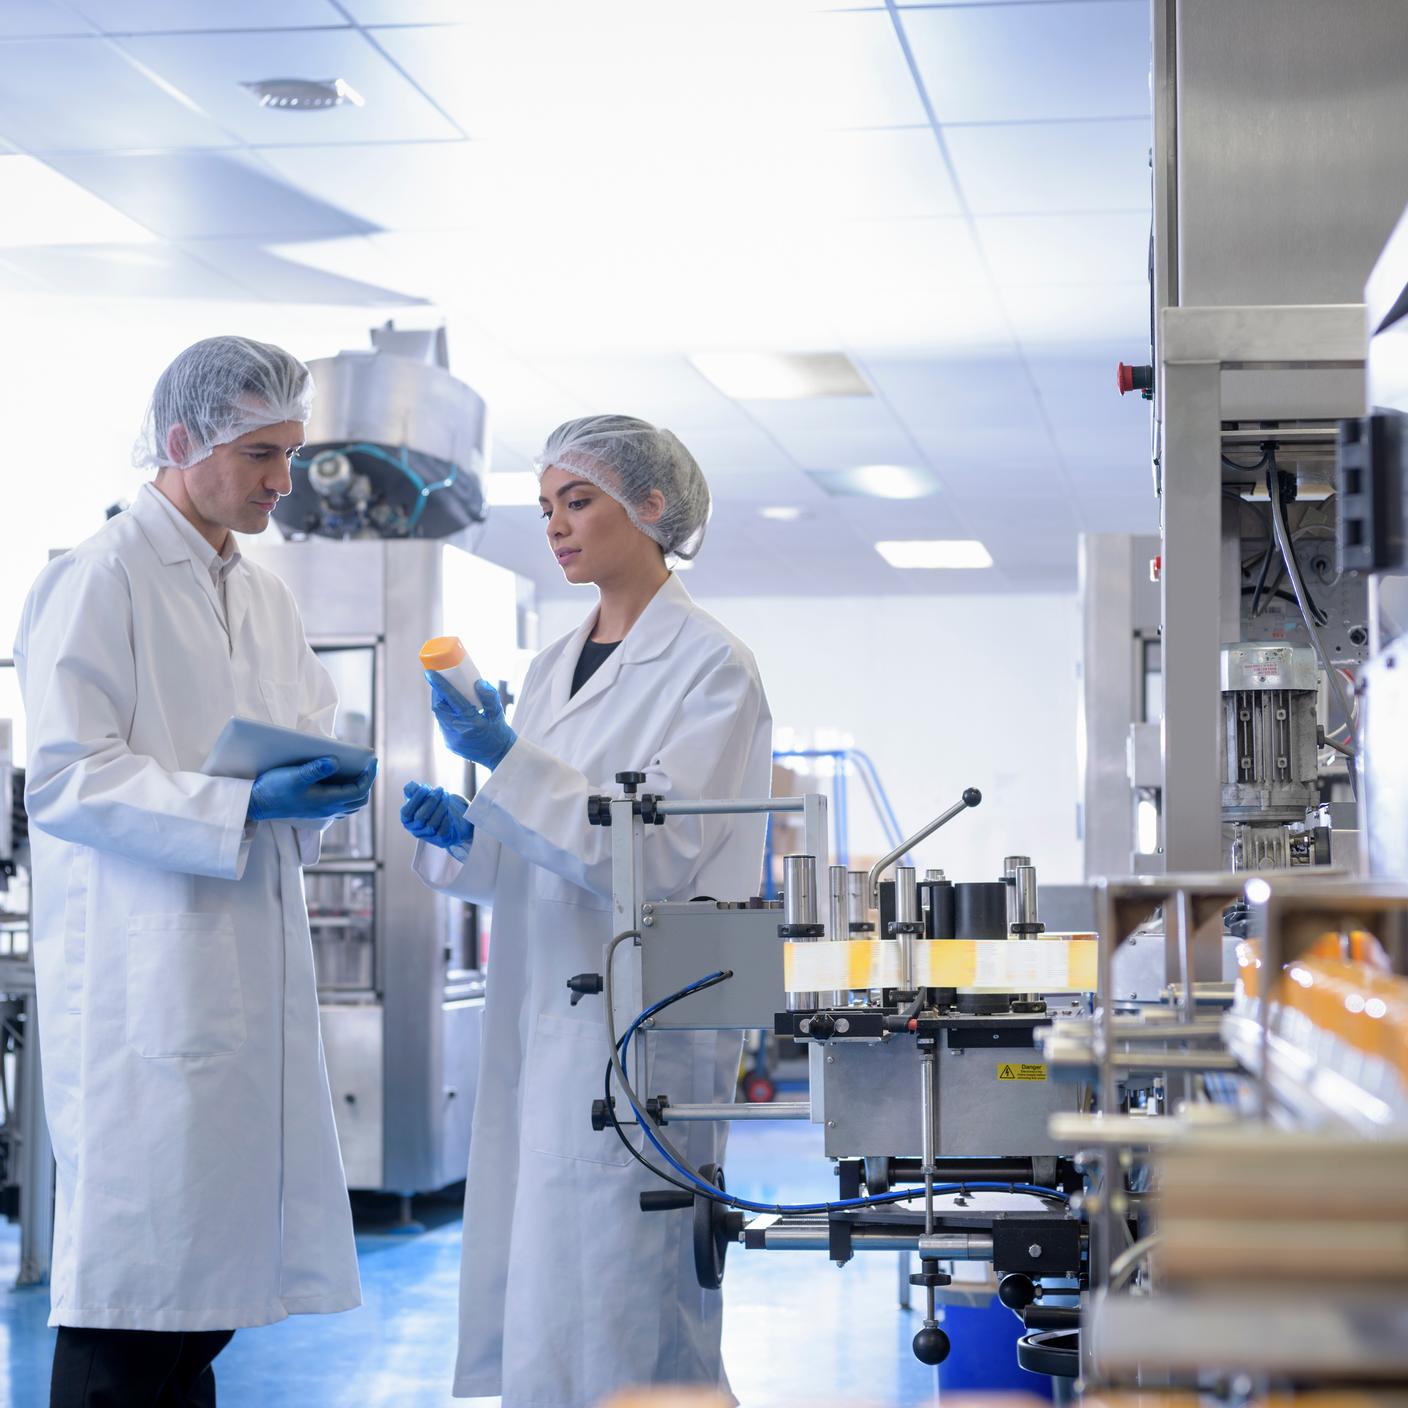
[821,1034,1077,1159]
[641,904,784,1029]
[320,1004,385,1191]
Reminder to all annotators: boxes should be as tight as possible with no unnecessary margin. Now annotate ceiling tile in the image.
[118,28,461,145]
[860,352,1043,432]
[257,141,482,231]
[517,357,751,434]
[663,428,800,481]
[796,127,960,221]
[1002,282,1150,346]
[910,423,1062,481]
[977,211,1150,286]
[0,241,249,298]
[1076,492,1159,533]
[375,6,923,140]
[179,238,427,305]
[342,1,467,18]
[903,1,1150,124]
[0,2,96,36]
[47,150,378,240]
[0,38,236,152]
[73,0,345,29]
[946,118,1151,215]
[1026,345,1142,430]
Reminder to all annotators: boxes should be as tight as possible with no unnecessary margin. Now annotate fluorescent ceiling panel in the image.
[901,2,1151,124]
[118,27,461,145]
[0,155,156,245]
[876,539,993,569]
[809,465,941,500]
[0,37,235,152]
[945,119,1152,216]
[690,353,870,401]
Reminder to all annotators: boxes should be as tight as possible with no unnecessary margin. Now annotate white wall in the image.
[539,589,1083,885]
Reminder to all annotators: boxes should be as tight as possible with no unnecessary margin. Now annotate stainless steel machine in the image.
[574,777,1091,1370]
[243,324,522,1197]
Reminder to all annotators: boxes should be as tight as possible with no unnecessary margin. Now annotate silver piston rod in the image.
[782,854,821,1012]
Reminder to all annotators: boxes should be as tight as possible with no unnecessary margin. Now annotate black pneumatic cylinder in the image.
[954,882,1008,942]
[919,879,955,940]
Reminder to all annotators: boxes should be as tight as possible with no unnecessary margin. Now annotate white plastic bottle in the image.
[419,635,483,710]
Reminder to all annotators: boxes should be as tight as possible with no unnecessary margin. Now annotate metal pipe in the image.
[783,854,819,1013]
[919,1044,939,1330]
[661,1102,810,1122]
[846,870,873,1003]
[895,865,918,990]
[824,865,848,1008]
[657,797,803,816]
[748,1226,994,1258]
[867,787,982,908]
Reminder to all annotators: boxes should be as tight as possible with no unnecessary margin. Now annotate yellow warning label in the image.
[997,1063,1048,1082]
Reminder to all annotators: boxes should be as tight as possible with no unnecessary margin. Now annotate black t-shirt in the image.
[570,637,622,697]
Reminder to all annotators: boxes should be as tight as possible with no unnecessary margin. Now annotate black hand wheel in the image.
[693,1163,742,1290]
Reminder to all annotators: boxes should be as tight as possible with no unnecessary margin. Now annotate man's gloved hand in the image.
[248,755,378,823]
[400,782,473,861]
[426,672,517,771]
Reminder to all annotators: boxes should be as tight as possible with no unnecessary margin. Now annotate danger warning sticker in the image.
[997,1063,1047,1082]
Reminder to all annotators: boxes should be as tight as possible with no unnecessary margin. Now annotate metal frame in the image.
[1157,304,1367,872]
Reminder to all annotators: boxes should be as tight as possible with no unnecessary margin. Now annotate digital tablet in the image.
[201,716,375,781]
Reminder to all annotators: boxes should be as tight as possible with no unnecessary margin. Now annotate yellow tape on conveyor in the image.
[782,935,1099,993]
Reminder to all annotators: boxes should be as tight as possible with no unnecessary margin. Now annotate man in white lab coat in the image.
[14,337,376,1407]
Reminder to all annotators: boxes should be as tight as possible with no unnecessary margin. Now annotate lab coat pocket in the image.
[258,677,300,727]
[125,913,246,1059]
[523,1012,635,1167]
[534,867,611,912]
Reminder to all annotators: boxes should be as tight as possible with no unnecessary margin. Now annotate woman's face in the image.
[538,462,664,587]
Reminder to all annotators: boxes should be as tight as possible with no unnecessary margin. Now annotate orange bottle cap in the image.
[419,636,467,670]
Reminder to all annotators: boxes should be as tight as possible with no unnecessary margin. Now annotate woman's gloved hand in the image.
[400,782,473,861]
[248,756,378,822]
[426,672,517,770]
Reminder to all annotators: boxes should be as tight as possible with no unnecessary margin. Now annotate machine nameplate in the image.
[998,1063,1048,1082]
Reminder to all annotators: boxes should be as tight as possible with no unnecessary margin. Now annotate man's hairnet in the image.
[535,414,711,560]
[134,335,315,471]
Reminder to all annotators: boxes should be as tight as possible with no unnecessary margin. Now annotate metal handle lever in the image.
[868,787,982,908]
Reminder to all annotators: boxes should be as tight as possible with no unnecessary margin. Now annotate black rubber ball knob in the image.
[913,1326,951,1365]
[998,1273,1037,1311]
[962,788,982,808]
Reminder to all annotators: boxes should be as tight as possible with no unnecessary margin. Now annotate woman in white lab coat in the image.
[402,415,772,1407]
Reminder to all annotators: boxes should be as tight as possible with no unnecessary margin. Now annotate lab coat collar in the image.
[547,571,694,723]
[131,483,239,573]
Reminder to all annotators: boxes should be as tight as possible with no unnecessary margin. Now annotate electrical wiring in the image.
[599,932,1071,1216]
[1266,465,1358,747]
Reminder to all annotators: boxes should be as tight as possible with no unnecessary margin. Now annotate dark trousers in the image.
[51,1327,236,1408]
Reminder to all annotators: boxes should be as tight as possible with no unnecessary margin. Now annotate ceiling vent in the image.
[240,78,365,111]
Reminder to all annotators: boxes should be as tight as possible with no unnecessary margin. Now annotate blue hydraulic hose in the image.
[614,975,1071,1216]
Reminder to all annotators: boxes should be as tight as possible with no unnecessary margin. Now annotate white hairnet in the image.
[134,335,315,471]
[535,414,711,560]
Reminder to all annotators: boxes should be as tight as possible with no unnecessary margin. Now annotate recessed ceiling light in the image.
[485,471,540,507]
[875,539,993,570]
[757,505,810,522]
[689,351,870,400]
[241,77,365,111]
[0,155,156,246]
[808,465,939,500]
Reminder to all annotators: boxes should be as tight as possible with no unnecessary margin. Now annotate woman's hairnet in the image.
[535,414,711,560]
[134,335,315,471]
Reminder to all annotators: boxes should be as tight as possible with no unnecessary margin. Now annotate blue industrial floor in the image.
[0,1115,1033,1406]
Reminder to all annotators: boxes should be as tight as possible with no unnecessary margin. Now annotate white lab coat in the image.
[415,572,772,1407]
[13,485,360,1332]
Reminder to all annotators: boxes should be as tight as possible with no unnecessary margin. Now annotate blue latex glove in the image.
[400,782,472,861]
[426,671,517,770]
[248,755,377,823]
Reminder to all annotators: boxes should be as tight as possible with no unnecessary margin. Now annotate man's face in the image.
[178,421,304,537]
